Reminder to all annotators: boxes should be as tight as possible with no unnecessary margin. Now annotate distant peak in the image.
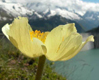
[43,9,51,15]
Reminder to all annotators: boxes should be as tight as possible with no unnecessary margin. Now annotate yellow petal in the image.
[57,33,82,61]
[60,35,94,61]
[82,35,94,45]
[46,33,82,61]
[2,17,44,58]
[61,23,77,39]
[45,23,77,59]
[1,23,10,39]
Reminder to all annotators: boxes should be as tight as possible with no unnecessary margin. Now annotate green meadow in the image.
[0,35,66,80]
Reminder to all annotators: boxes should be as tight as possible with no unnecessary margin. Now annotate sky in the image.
[82,0,99,3]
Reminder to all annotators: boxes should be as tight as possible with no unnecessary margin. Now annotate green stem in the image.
[35,55,46,80]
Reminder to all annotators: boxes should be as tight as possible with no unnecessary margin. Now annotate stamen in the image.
[29,30,47,43]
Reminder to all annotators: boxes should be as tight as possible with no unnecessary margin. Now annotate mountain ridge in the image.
[0,1,99,33]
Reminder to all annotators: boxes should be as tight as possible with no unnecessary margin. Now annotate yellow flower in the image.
[2,17,94,61]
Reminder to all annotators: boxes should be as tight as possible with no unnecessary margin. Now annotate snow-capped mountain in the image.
[0,1,82,23]
[25,2,99,31]
[0,1,99,32]
[26,2,81,20]
[76,11,99,30]
[43,9,81,20]
[0,1,33,17]
[0,1,43,19]
[0,1,43,32]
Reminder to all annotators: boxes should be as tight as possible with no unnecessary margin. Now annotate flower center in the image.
[29,30,47,43]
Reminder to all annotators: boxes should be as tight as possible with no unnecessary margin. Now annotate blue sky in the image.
[82,0,99,3]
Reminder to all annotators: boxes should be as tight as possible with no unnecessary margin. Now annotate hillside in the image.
[87,26,99,48]
[29,15,85,33]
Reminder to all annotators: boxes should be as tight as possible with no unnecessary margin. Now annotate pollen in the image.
[29,30,47,43]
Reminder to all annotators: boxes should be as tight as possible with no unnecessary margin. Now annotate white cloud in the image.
[5,0,99,15]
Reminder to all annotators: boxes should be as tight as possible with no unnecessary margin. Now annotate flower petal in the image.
[45,23,77,59]
[2,17,44,58]
[1,24,10,39]
[60,35,94,61]
[46,33,82,61]
[61,23,77,39]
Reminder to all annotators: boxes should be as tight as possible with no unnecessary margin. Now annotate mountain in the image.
[87,26,99,48]
[0,1,99,33]
[29,15,84,32]
[0,1,43,32]
[26,2,81,20]
[75,11,99,30]
[25,2,99,31]
[0,1,85,33]
[0,2,33,16]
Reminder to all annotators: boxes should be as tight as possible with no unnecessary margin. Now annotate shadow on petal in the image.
[9,36,18,49]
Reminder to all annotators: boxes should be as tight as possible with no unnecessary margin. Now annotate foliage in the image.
[0,37,66,80]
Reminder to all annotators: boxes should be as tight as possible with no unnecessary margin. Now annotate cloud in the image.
[6,0,99,15]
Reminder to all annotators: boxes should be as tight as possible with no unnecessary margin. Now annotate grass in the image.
[0,36,66,80]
